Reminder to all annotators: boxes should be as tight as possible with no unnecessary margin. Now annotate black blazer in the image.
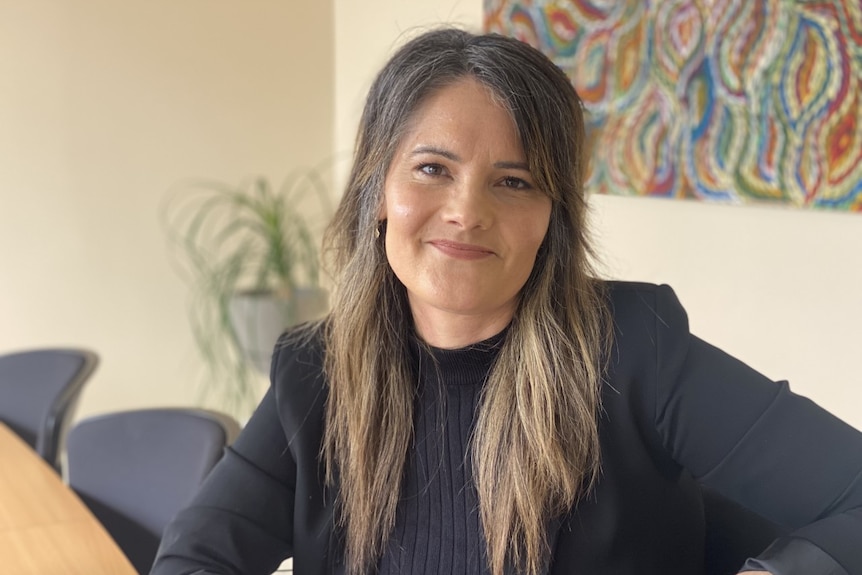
[152,283,862,574]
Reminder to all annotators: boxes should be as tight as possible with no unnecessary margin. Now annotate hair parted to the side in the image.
[322,27,611,575]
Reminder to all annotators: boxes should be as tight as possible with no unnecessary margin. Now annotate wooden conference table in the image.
[0,422,136,575]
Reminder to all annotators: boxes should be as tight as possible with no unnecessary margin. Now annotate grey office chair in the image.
[702,485,787,575]
[0,348,98,471]
[66,408,241,575]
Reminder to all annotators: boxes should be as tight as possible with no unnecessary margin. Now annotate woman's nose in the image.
[441,178,493,230]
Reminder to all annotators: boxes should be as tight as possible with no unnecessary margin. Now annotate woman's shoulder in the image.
[275,319,326,351]
[603,279,671,299]
[270,320,328,390]
[602,280,687,321]
[599,280,691,354]
[268,320,329,435]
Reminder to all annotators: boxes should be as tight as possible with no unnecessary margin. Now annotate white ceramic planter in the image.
[228,287,329,372]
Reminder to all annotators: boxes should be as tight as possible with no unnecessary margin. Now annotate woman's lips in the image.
[428,239,495,260]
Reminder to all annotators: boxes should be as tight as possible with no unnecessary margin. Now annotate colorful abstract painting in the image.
[485,0,862,211]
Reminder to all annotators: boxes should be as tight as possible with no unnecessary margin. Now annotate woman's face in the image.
[380,77,552,347]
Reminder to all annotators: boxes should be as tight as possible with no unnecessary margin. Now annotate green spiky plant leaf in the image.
[161,169,332,419]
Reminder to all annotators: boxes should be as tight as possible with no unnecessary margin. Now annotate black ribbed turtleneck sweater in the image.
[376,331,505,575]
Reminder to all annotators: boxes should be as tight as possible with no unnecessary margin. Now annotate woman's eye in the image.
[418,163,445,176]
[501,176,531,189]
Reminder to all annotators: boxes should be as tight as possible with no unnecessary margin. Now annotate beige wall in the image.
[334,0,862,430]
[0,2,334,419]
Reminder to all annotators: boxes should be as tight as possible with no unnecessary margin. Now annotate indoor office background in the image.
[2,0,860,440]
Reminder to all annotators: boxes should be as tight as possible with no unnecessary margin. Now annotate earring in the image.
[374,221,382,239]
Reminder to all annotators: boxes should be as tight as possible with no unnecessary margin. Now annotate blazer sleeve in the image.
[150,363,297,574]
[650,284,862,574]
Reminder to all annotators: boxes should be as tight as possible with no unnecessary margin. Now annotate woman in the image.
[152,29,862,575]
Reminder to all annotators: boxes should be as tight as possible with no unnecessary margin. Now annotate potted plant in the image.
[161,170,332,419]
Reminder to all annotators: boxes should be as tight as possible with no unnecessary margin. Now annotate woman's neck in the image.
[409,303,514,349]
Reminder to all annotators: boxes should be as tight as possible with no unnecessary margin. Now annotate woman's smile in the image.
[427,239,496,260]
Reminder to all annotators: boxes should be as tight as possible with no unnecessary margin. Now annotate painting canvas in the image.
[485,0,862,211]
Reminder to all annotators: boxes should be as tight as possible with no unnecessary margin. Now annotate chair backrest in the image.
[0,348,98,471]
[702,485,787,575]
[66,408,241,575]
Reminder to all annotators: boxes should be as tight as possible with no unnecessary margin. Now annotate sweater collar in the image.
[409,327,508,387]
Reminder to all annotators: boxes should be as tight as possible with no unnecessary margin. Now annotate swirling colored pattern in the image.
[485,0,862,211]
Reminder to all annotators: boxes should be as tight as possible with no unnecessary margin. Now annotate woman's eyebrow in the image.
[493,160,530,172]
[410,145,460,161]
[410,146,530,172]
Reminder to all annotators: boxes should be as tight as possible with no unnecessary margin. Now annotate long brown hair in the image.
[322,28,610,575]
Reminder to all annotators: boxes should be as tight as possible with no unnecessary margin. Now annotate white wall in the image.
[0,1,334,419]
[334,0,862,430]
